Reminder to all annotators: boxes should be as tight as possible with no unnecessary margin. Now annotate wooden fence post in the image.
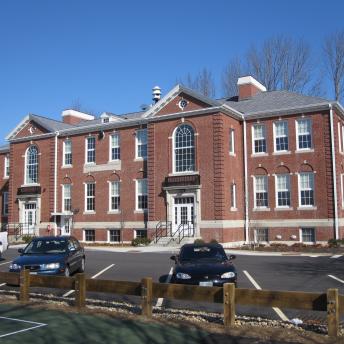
[223,283,235,328]
[75,273,86,309]
[141,277,152,317]
[327,288,339,337]
[20,269,30,302]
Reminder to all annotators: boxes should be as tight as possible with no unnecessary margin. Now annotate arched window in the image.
[174,124,195,173]
[26,146,39,184]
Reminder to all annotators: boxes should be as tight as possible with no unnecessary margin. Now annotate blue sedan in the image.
[9,236,85,276]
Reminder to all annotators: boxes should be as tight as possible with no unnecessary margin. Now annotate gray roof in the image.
[30,114,75,131]
[0,144,9,153]
[222,91,330,115]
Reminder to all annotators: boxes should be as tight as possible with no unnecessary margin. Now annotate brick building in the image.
[1,76,344,245]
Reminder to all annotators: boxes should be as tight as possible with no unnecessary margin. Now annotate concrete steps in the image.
[151,236,198,247]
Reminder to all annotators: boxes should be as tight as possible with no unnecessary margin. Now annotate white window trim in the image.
[253,175,269,210]
[24,146,39,186]
[84,229,96,242]
[295,118,313,151]
[275,174,291,209]
[341,174,344,208]
[299,227,316,243]
[3,191,8,216]
[135,129,147,160]
[108,180,120,212]
[135,179,148,211]
[229,128,235,156]
[108,229,121,243]
[109,133,120,162]
[297,172,315,208]
[273,121,289,153]
[84,182,96,213]
[254,228,269,243]
[251,124,267,155]
[62,184,72,213]
[338,122,342,153]
[63,140,72,167]
[85,136,96,165]
[4,155,9,179]
[230,182,237,211]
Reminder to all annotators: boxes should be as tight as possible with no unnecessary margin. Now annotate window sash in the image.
[63,184,72,212]
[299,173,314,206]
[109,229,121,242]
[86,183,95,211]
[256,228,269,242]
[3,192,8,215]
[85,229,95,242]
[274,122,289,151]
[110,181,120,210]
[86,137,96,163]
[301,228,315,242]
[174,125,195,172]
[4,156,9,177]
[276,174,291,207]
[229,129,235,154]
[26,147,39,184]
[255,176,268,207]
[136,129,147,159]
[297,119,312,149]
[64,141,72,165]
[137,179,148,210]
[231,183,236,208]
[253,124,266,153]
[136,229,147,239]
[110,134,120,160]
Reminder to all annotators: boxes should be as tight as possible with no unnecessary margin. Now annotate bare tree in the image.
[324,31,344,101]
[247,36,312,92]
[178,68,216,97]
[222,57,244,97]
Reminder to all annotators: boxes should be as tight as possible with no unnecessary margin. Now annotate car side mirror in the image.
[228,254,236,260]
[69,247,76,252]
[170,255,176,261]
[18,248,24,254]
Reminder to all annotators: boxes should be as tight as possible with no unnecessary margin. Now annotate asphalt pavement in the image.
[0,247,343,324]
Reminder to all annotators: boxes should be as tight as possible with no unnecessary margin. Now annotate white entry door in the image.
[173,197,194,236]
[23,203,37,234]
[61,216,71,236]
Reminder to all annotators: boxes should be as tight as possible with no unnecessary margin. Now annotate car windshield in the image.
[179,246,227,262]
[23,239,68,254]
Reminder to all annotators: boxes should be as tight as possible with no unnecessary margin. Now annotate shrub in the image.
[194,239,205,245]
[131,237,151,247]
[328,239,340,248]
[21,235,34,244]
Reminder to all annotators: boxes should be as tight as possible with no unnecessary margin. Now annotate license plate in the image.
[30,272,38,275]
[199,281,213,287]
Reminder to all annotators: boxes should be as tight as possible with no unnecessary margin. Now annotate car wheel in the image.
[78,258,85,273]
[64,266,70,277]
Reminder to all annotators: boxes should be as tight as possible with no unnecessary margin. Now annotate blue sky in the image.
[0,0,344,145]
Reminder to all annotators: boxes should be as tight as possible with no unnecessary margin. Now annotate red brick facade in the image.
[1,78,344,244]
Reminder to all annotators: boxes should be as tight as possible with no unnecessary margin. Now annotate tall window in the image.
[63,140,72,166]
[253,124,266,154]
[229,128,235,155]
[136,179,148,210]
[63,184,72,212]
[110,181,120,211]
[276,174,291,207]
[25,146,39,184]
[274,121,289,152]
[3,191,8,215]
[297,119,312,150]
[136,129,147,159]
[254,175,268,208]
[299,172,314,206]
[110,133,120,161]
[174,124,195,172]
[86,137,96,163]
[85,183,95,211]
[4,155,9,178]
[230,182,236,209]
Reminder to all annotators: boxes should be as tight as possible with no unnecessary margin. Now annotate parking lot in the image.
[0,247,343,323]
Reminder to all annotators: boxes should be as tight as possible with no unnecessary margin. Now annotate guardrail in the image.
[0,271,342,338]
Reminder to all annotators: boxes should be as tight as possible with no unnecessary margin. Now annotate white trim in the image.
[341,174,344,208]
[253,175,268,209]
[243,120,249,243]
[62,184,71,213]
[109,132,120,162]
[62,109,95,121]
[299,227,316,243]
[275,174,291,209]
[24,145,39,185]
[251,219,331,227]
[252,123,267,154]
[135,178,148,211]
[230,182,236,210]
[135,128,147,160]
[237,76,267,92]
[298,172,315,208]
[229,128,235,155]
[108,180,120,212]
[5,115,30,140]
[295,118,313,151]
[338,122,342,153]
[273,120,289,153]
[84,182,95,213]
[62,139,72,167]
[85,136,96,164]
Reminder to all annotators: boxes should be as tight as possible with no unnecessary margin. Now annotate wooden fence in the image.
[0,271,342,338]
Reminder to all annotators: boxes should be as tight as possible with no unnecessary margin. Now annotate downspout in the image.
[54,132,59,236]
[329,104,339,239]
[243,120,249,243]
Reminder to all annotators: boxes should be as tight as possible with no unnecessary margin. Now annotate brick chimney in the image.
[237,76,266,100]
[62,110,95,125]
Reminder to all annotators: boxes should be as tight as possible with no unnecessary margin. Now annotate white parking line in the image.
[330,255,342,259]
[63,264,115,297]
[0,261,11,266]
[243,270,289,322]
[0,283,6,287]
[328,274,344,284]
[155,267,173,308]
[0,316,47,338]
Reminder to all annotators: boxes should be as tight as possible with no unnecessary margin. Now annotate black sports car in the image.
[170,243,237,287]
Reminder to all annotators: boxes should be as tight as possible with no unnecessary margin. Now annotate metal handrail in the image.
[154,221,172,243]
[171,221,194,244]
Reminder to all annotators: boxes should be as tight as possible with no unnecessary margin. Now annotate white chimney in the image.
[152,86,161,104]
